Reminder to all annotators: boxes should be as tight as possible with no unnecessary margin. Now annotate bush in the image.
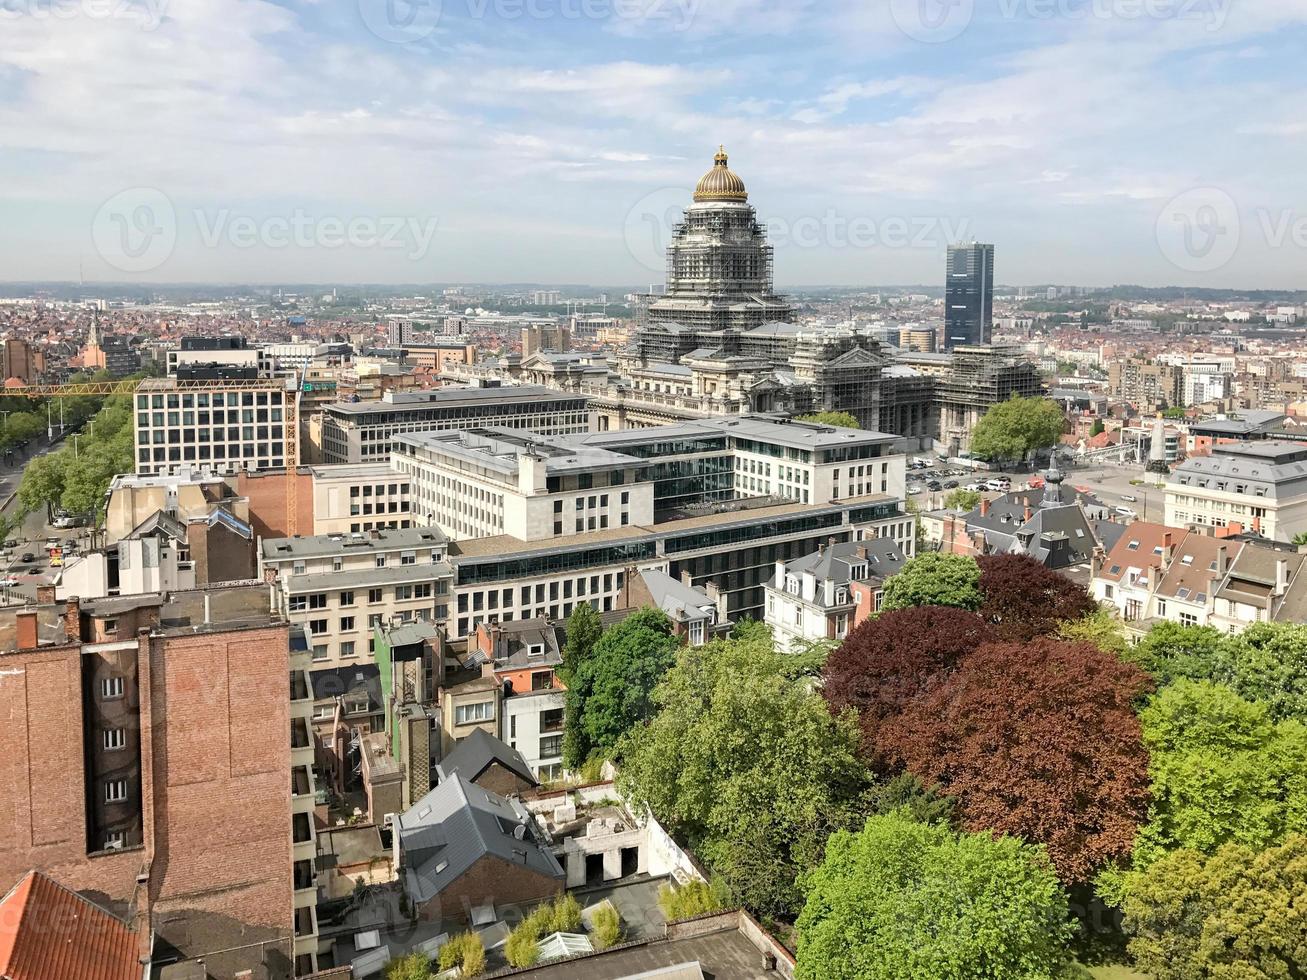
[437,932,485,977]
[658,880,726,921]
[504,923,541,969]
[590,903,622,949]
[505,894,584,967]
[386,951,431,980]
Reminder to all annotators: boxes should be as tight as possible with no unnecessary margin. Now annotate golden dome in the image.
[693,145,748,203]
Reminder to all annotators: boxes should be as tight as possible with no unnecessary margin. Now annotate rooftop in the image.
[325,383,584,416]
[261,525,449,561]
[0,870,140,980]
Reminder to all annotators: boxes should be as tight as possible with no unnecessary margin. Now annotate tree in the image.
[823,606,992,754]
[969,395,1066,463]
[880,638,1153,883]
[619,637,870,918]
[880,553,982,612]
[567,608,678,765]
[1090,418,1105,436]
[18,452,66,521]
[795,813,1074,980]
[1056,607,1127,657]
[1129,622,1307,722]
[942,488,980,512]
[976,554,1097,641]
[1294,531,1307,548]
[1118,836,1307,980]
[798,411,859,429]
[559,602,600,685]
[1134,680,1307,865]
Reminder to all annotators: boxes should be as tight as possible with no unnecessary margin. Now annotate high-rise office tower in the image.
[944,242,994,349]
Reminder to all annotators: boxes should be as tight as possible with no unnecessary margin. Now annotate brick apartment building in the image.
[0,585,320,977]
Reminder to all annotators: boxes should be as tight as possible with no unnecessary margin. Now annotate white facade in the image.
[310,462,413,535]
[502,690,566,782]
[765,565,854,654]
[1165,443,1307,542]
[133,381,292,476]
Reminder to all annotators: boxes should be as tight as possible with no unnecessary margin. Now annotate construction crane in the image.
[6,377,301,536]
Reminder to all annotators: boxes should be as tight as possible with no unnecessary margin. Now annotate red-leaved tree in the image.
[878,637,1153,883]
[823,606,992,756]
[977,553,1098,641]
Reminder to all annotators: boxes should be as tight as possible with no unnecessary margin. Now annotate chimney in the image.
[64,596,81,643]
[1146,562,1160,593]
[1090,546,1105,579]
[1216,545,1230,576]
[1275,558,1289,596]
[1162,533,1175,567]
[979,498,990,517]
[16,609,37,650]
[1023,505,1033,523]
[35,584,56,604]
[1253,516,1262,535]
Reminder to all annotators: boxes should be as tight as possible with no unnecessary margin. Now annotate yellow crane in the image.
[6,377,301,536]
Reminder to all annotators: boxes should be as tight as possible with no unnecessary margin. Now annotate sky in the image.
[2,0,1307,289]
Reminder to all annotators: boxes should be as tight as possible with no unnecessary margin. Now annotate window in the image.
[105,780,128,804]
[340,616,355,632]
[531,670,553,691]
[312,645,328,662]
[340,641,356,658]
[539,735,563,759]
[454,701,494,726]
[101,676,124,700]
[103,831,126,851]
[369,588,383,604]
[103,728,126,751]
[309,619,328,636]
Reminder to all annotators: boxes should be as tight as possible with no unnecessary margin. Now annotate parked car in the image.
[1114,506,1138,518]
[944,480,959,489]
[985,479,1011,492]
[964,482,984,492]
[3,539,17,549]
[926,480,943,492]
[1121,494,1138,502]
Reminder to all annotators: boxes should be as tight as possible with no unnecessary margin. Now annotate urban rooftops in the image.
[261,525,449,562]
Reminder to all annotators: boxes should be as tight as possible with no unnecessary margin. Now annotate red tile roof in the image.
[0,871,140,980]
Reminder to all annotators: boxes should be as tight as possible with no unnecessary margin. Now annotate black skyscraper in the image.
[944,242,994,349]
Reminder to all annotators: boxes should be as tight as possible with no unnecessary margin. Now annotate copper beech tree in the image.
[976,553,1098,641]
[878,638,1153,883]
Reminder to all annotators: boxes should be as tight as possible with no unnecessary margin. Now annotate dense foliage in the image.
[563,607,678,767]
[1118,836,1307,980]
[797,411,859,428]
[1133,680,1307,865]
[795,813,1075,980]
[880,638,1152,883]
[619,634,869,918]
[969,395,1066,462]
[942,487,981,512]
[976,553,1098,640]
[880,552,983,611]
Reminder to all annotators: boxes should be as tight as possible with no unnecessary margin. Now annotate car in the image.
[0,575,17,588]
[964,482,984,492]
[944,480,959,489]
[1114,506,1138,518]
[926,480,943,492]
[907,484,923,495]
[985,479,1011,492]
[52,516,74,529]
[3,539,17,549]
[1121,494,1138,502]
[20,552,36,563]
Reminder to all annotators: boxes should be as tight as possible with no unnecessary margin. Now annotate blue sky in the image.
[2,0,1306,288]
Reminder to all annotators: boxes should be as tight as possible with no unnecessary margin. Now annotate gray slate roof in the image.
[437,728,538,789]
[398,772,562,904]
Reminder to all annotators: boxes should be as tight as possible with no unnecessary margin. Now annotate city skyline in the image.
[2,1,1307,288]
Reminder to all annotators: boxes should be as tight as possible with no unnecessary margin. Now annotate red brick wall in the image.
[147,626,292,936]
[237,469,314,541]
[0,643,147,911]
[417,856,561,924]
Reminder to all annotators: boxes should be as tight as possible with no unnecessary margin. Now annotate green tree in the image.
[1130,621,1307,722]
[880,553,983,612]
[942,488,981,512]
[730,617,771,644]
[1294,531,1307,548]
[567,608,678,764]
[559,602,601,685]
[797,411,860,428]
[1162,405,1186,419]
[795,813,1074,980]
[1056,608,1127,658]
[1118,836,1307,980]
[18,452,67,521]
[1090,417,1105,436]
[385,951,431,980]
[969,395,1066,463]
[1135,680,1307,865]
[619,636,870,918]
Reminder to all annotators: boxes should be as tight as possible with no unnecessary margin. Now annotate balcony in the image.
[293,904,317,940]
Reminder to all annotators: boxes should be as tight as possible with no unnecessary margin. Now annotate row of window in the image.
[137,391,282,410]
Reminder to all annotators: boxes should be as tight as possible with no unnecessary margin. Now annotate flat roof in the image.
[262,525,449,561]
[324,384,585,416]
